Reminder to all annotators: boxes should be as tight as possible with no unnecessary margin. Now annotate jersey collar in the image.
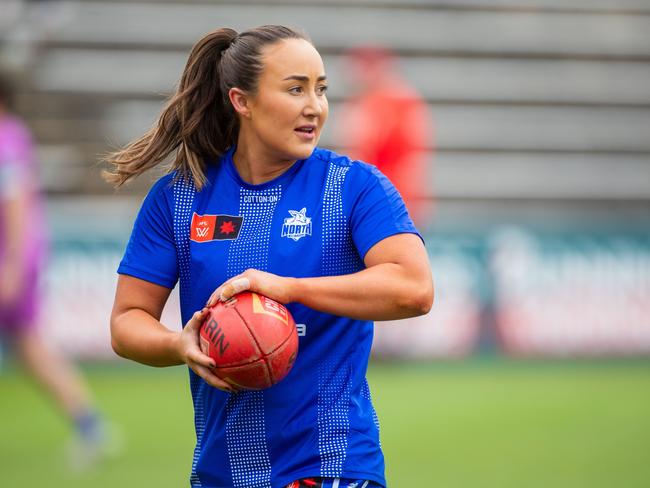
[221,146,308,190]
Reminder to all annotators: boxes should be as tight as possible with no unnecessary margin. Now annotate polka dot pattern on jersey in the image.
[227,187,281,277]
[189,373,205,488]
[322,164,358,276]
[318,163,358,477]
[172,177,205,487]
[226,391,273,488]
[224,186,281,488]
[318,359,352,478]
[172,177,195,306]
[362,379,381,446]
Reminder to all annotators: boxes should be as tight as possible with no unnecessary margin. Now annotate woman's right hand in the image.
[178,308,239,393]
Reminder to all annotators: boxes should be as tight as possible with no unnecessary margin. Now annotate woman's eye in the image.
[289,87,303,94]
[318,85,329,95]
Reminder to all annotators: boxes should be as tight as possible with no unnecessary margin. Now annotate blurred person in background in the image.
[106,25,432,488]
[0,73,110,468]
[337,46,434,228]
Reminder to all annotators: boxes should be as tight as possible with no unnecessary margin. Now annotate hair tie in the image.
[221,34,238,56]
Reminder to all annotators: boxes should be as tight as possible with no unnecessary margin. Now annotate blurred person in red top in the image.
[336,46,434,228]
[0,73,112,468]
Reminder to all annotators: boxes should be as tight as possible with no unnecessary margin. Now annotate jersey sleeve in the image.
[345,162,421,260]
[117,176,178,288]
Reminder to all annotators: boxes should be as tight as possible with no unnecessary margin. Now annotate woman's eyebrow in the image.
[282,75,328,82]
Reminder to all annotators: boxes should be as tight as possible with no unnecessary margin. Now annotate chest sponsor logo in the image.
[281,207,312,241]
[190,213,243,242]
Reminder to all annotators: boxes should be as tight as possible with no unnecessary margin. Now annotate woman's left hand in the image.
[206,269,294,307]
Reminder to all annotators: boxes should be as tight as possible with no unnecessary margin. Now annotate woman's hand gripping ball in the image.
[178,307,239,393]
[206,269,294,307]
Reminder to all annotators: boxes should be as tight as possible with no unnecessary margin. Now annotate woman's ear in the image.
[229,87,251,118]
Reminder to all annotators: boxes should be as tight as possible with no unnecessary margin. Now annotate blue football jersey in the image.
[118,147,419,488]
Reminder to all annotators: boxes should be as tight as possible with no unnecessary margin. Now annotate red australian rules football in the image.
[199,291,299,390]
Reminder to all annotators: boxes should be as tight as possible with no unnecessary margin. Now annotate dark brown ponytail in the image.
[103,25,309,190]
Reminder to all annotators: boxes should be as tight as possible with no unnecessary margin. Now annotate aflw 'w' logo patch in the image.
[190,213,243,242]
[281,208,312,241]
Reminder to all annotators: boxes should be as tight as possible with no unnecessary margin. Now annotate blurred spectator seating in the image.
[0,0,648,205]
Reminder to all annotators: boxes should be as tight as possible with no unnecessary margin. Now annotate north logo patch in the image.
[190,213,243,242]
[281,208,312,241]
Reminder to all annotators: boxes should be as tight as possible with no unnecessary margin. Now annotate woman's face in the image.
[242,38,329,162]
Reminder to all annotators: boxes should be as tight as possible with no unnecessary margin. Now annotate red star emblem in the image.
[220,220,236,235]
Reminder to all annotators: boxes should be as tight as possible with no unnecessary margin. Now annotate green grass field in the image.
[1,358,649,487]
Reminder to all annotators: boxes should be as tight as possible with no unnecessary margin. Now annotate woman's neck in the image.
[232,137,296,185]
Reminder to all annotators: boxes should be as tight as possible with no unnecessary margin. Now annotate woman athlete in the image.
[106,25,433,488]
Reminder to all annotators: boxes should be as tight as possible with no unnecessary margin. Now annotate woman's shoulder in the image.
[146,171,178,195]
[310,147,377,179]
[140,172,190,210]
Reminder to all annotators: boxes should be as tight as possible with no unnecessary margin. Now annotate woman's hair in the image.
[103,25,309,189]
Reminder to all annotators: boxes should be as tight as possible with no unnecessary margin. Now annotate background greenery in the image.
[1,358,649,487]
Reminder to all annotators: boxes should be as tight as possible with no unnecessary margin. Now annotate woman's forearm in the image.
[110,308,183,367]
[111,276,234,391]
[288,262,433,321]
[211,234,434,321]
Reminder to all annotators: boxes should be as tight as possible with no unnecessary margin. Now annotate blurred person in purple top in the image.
[0,74,111,468]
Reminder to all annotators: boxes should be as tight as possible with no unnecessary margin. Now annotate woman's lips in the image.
[294,126,316,140]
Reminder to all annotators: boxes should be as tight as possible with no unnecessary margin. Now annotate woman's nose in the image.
[303,93,324,117]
